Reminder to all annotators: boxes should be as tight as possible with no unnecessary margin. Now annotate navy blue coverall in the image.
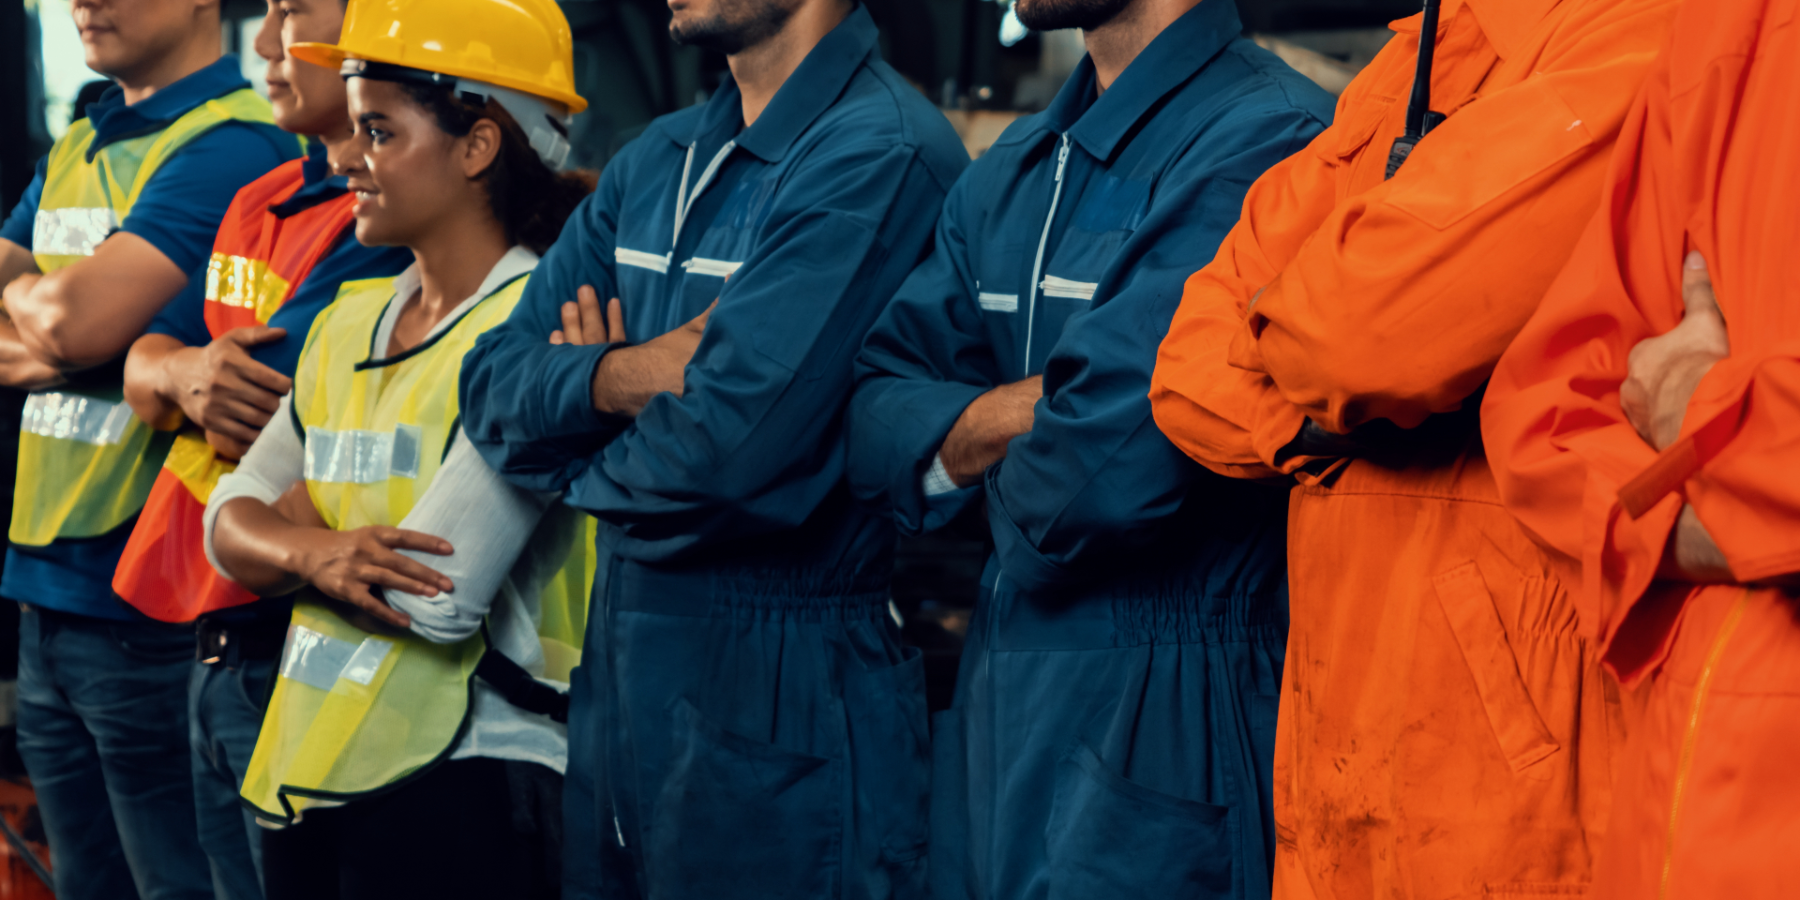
[849,4,1334,897]
[457,8,969,899]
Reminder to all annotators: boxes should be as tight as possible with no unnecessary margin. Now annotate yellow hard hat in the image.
[291,0,586,115]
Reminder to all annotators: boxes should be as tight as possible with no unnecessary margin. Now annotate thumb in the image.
[227,325,289,347]
[1680,251,1723,321]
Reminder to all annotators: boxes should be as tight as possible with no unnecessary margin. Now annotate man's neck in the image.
[728,1,852,127]
[116,27,224,106]
[1084,0,1203,93]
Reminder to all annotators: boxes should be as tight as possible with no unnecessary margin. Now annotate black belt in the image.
[196,614,287,667]
[476,649,570,723]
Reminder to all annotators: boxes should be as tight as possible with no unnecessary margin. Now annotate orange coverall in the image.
[1149,0,1676,895]
[1482,0,1800,894]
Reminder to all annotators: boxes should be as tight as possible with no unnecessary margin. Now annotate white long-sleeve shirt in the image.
[204,248,574,773]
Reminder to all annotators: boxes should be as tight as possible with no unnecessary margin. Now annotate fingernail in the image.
[1685,251,1705,270]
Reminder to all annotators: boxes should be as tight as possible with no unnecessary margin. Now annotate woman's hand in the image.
[287,525,455,629]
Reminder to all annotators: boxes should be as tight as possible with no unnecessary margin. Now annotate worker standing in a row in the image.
[0,0,296,896]
[0,0,1791,897]
[455,0,969,895]
[850,0,1330,895]
[1149,0,1679,894]
[114,2,411,896]
[201,0,598,895]
[1484,0,1800,893]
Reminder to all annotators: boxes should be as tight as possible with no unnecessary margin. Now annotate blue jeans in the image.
[17,605,213,900]
[191,657,275,900]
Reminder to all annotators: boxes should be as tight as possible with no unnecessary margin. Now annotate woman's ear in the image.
[461,117,504,181]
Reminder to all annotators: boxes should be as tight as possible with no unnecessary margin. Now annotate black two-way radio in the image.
[1385,0,1448,179]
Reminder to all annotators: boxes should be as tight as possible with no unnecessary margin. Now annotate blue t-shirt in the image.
[0,56,298,618]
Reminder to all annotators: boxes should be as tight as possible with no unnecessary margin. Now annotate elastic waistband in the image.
[987,577,1288,652]
[610,559,890,621]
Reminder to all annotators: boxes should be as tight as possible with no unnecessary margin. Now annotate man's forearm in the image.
[123,333,200,430]
[8,233,188,370]
[0,316,65,391]
[939,376,1043,487]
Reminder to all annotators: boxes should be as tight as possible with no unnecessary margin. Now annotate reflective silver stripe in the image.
[1040,275,1098,301]
[977,292,1019,313]
[680,257,742,278]
[33,207,119,257]
[615,248,670,274]
[339,636,394,686]
[303,423,423,484]
[280,625,393,691]
[22,393,133,446]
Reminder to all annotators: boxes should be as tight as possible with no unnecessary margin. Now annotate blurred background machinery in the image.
[6,0,1414,732]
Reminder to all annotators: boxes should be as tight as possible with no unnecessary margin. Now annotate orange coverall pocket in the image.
[1386,80,1593,230]
[1431,562,1562,775]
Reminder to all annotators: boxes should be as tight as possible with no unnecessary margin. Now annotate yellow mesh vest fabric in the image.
[241,273,593,823]
[13,90,282,545]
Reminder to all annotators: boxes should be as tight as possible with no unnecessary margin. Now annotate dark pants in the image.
[566,556,929,900]
[16,604,213,900]
[262,756,562,900]
[190,656,275,900]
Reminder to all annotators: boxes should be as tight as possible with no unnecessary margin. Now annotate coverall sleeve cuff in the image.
[983,465,1071,594]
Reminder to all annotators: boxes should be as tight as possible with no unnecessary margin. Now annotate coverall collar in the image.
[1036,0,1244,163]
[1391,0,1562,60]
[82,55,251,160]
[674,5,880,163]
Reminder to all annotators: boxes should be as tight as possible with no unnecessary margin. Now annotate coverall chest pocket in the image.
[974,239,1031,367]
[675,227,748,326]
[1035,231,1123,356]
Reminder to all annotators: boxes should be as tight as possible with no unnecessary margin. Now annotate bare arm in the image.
[123,327,291,457]
[212,494,454,628]
[8,232,188,371]
[939,376,1042,487]
[0,239,37,287]
[0,240,61,390]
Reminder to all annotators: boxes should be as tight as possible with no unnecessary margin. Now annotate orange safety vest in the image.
[113,158,357,622]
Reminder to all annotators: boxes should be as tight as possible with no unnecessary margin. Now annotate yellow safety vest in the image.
[13,89,281,546]
[241,273,594,824]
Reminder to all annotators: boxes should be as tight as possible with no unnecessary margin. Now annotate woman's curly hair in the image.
[400,83,596,255]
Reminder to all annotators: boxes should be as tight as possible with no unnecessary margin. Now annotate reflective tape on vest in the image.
[303,423,423,484]
[33,207,119,257]
[280,624,393,691]
[22,393,134,446]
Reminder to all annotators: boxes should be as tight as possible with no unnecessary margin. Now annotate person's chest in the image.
[963,132,1171,379]
[610,144,787,338]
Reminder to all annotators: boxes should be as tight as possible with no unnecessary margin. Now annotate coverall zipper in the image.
[1022,135,1071,376]
[1659,587,1751,899]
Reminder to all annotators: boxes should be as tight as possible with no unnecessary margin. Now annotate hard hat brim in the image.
[287,41,588,116]
[290,42,349,72]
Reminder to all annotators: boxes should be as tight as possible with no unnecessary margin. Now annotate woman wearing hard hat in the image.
[201,0,596,896]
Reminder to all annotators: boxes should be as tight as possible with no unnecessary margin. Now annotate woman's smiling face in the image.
[340,77,471,248]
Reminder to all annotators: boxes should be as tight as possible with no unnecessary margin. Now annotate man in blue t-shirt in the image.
[0,1,295,897]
